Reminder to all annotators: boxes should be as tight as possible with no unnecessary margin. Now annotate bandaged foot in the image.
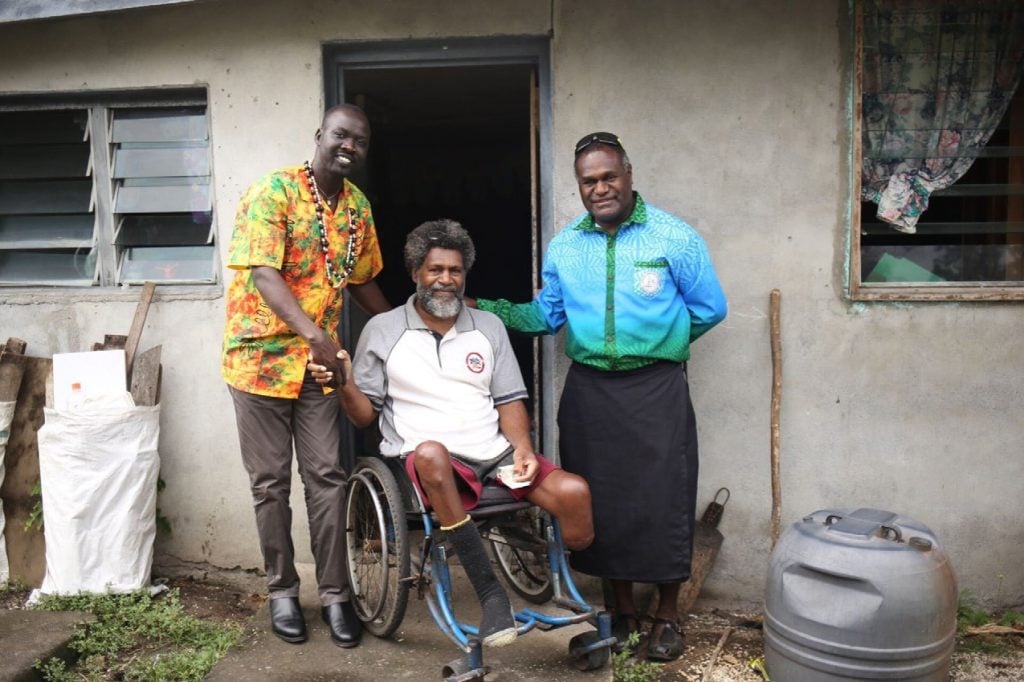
[479,592,517,648]
[443,517,518,647]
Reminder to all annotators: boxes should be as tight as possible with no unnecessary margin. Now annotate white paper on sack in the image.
[0,400,15,584]
[51,350,127,410]
[37,398,160,594]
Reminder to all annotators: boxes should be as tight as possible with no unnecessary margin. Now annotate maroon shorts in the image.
[404,448,558,511]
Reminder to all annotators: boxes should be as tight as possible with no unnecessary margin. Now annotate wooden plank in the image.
[0,338,28,402]
[1,356,50,586]
[91,334,128,352]
[677,522,725,615]
[130,345,161,407]
[124,281,156,380]
[0,339,28,354]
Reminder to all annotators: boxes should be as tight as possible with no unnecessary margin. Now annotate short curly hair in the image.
[403,219,476,273]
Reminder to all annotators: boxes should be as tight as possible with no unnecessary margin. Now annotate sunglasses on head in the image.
[574,132,624,156]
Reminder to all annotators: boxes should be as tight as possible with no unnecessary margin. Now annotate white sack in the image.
[0,400,15,584]
[37,402,160,594]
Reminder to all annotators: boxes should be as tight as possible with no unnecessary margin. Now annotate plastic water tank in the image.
[764,508,957,681]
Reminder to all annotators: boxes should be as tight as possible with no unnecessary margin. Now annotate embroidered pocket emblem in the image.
[466,352,485,374]
[633,259,667,298]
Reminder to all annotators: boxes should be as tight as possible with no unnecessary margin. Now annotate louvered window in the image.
[0,97,216,287]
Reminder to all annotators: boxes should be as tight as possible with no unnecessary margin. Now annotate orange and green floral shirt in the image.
[221,165,383,398]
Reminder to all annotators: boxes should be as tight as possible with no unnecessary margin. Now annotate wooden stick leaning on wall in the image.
[125,281,156,381]
[769,289,783,550]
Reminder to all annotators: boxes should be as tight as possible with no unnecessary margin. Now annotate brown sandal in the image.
[610,612,642,653]
[646,617,685,661]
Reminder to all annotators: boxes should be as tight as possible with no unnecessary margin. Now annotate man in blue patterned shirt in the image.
[473,132,727,661]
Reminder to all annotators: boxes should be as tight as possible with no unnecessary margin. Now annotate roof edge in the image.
[0,0,205,25]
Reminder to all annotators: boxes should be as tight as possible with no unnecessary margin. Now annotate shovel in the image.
[677,487,729,615]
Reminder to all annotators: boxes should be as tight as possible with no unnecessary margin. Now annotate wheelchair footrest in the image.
[552,596,593,614]
[569,634,617,657]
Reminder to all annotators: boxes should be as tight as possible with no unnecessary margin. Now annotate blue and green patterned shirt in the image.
[477,194,727,372]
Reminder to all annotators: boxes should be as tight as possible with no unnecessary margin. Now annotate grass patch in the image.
[33,588,242,682]
[1,577,28,594]
[998,610,1024,628]
[955,592,1022,658]
[957,595,992,633]
[612,632,661,682]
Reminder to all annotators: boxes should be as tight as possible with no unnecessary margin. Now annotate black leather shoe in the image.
[269,597,307,643]
[321,601,362,648]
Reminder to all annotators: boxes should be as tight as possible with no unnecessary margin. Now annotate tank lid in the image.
[799,507,941,548]
[828,509,898,538]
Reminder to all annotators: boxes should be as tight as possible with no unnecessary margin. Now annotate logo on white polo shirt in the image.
[465,352,485,373]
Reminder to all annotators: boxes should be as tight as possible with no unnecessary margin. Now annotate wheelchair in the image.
[344,455,615,681]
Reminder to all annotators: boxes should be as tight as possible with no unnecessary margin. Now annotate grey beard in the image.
[417,285,463,319]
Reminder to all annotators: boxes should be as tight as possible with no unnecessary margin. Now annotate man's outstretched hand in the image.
[308,350,352,387]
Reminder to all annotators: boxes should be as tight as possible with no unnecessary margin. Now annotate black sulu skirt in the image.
[558,360,698,583]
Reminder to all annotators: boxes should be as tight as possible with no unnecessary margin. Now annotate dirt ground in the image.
[3,579,1023,680]
[0,577,264,616]
[649,609,1024,681]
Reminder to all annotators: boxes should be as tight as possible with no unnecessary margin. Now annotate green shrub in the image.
[957,592,991,632]
[998,610,1024,628]
[33,589,241,682]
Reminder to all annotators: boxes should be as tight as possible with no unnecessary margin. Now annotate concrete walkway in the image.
[0,609,93,682]
[207,562,612,682]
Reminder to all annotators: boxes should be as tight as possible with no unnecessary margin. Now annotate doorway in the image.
[325,40,553,467]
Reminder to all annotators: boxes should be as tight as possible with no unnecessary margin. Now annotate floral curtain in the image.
[861,0,1024,233]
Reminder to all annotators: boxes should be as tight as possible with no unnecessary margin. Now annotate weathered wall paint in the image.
[1,0,1020,608]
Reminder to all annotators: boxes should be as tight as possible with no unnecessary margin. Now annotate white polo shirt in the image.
[352,295,529,461]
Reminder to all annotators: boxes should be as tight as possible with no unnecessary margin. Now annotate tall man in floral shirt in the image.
[221,104,389,649]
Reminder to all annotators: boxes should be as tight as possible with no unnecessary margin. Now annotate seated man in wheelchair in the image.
[310,218,594,649]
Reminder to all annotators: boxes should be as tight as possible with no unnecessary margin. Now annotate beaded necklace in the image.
[303,160,362,289]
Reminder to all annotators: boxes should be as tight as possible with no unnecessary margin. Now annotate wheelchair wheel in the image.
[488,510,554,604]
[345,457,410,638]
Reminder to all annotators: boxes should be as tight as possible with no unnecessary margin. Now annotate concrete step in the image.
[0,608,92,682]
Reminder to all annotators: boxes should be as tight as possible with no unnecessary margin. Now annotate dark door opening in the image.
[335,61,541,463]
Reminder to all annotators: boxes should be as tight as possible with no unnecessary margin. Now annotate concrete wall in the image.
[1,0,1021,608]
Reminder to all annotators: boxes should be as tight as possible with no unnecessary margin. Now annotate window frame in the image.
[849,1,1024,302]
[0,88,220,292]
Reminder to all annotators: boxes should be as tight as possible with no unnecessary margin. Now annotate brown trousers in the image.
[229,372,349,605]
